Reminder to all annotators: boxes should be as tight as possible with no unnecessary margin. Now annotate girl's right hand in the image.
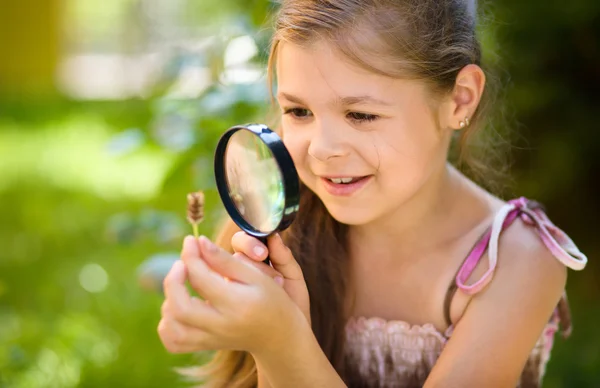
[231,231,311,325]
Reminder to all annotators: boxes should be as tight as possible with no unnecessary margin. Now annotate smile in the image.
[320,175,373,196]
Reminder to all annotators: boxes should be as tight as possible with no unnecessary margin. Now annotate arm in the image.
[229,231,316,388]
[253,312,346,388]
[424,221,567,388]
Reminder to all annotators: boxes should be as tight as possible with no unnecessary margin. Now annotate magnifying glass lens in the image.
[224,130,285,234]
[214,124,300,264]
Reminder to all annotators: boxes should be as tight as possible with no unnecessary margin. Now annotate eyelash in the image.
[283,108,379,123]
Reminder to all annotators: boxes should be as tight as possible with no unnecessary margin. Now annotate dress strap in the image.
[443,228,490,327]
[454,197,587,296]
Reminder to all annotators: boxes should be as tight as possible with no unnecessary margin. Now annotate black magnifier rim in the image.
[214,124,300,238]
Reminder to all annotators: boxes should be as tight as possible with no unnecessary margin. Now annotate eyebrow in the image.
[277,92,392,107]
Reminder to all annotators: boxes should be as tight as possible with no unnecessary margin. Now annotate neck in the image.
[348,163,492,261]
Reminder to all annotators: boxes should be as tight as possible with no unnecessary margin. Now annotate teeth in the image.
[329,177,354,184]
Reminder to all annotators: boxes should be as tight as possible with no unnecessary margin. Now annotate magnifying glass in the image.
[214,124,300,265]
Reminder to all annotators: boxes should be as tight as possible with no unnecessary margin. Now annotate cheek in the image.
[281,128,310,175]
[374,116,446,181]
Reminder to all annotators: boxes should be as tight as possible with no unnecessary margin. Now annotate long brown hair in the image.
[182,0,507,386]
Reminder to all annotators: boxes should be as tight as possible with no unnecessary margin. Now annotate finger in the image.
[198,235,264,285]
[230,231,284,285]
[181,234,201,263]
[163,259,190,302]
[232,252,284,286]
[162,259,221,328]
[157,317,215,354]
[266,233,311,324]
[267,233,304,281]
[231,231,268,261]
[161,294,220,330]
[180,236,231,304]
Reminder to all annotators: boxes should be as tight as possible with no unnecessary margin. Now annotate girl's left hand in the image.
[158,235,306,356]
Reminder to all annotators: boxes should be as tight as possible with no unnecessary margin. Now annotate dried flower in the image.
[187,190,204,237]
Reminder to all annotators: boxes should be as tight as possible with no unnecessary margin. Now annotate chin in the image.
[320,200,379,226]
[303,181,381,226]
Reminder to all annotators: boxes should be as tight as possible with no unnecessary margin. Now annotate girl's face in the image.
[276,41,453,226]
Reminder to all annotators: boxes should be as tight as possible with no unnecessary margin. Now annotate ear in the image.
[439,64,486,130]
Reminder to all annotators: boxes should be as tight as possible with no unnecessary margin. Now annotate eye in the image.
[283,108,313,119]
[347,112,379,123]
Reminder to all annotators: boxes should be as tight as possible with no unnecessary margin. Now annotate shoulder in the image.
[450,199,569,324]
[485,212,567,310]
[457,197,569,305]
[426,202,569,386]
[466,200,568,317]
[498,209,567,284]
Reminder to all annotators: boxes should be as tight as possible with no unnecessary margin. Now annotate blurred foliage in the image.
[0,0,61,96]
[0,0,599,387]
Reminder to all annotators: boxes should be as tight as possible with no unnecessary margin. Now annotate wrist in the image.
[252,307,311,363]
[251,311,346,388]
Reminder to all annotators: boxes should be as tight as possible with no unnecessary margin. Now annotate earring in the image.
[459,120,465,128]
[459,116,470,129]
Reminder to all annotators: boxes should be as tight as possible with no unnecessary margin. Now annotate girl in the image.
[157,0,588,387]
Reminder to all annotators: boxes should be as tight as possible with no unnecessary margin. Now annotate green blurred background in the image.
[0,0,598,387]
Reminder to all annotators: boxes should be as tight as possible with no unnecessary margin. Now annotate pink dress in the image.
[344,198,588,387]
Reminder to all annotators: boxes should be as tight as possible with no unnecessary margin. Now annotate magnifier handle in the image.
[257,236,271,266]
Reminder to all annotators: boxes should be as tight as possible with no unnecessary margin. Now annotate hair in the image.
[182,0,509,386]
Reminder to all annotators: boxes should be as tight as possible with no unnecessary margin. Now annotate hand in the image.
[231,231,311,325]
[158,235,306,357]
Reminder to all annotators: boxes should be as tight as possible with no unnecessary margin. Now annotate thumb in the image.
[266,233,304,281]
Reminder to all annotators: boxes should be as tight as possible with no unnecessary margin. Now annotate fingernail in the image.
[253,245,266,258]
[172,260,183,271]
[183,236,199,256]
[201,236,218,253]
[274,276,284,286]
[183,235,194,247]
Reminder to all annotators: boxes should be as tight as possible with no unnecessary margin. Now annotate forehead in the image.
[276,41,414,103]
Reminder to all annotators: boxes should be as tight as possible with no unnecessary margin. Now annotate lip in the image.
[320,175,373,197]
[321,175,366,179]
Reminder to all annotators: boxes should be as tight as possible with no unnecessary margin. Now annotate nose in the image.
[307,120,349,162]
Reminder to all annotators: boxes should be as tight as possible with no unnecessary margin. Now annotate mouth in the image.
[320,175,373,196]
[323,176,368,184]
